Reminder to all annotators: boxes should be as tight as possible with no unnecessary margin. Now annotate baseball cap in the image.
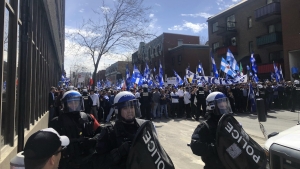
[24,128,69,160]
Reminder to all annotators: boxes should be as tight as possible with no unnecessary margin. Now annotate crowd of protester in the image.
[49,79,299,123]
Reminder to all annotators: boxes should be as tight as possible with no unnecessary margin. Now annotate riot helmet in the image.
[258,84,263,89]
[61,91,84,113]
[294,80,300,85]
[142,84,148,92]
[114,91,141,123]
[206,92,232,116]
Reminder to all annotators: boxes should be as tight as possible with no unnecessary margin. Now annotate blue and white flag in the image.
[221,58,237,78]
[159,63,164,87]
[252,74,259,83]
[279,65,284,81]
[226,49,239,71]
[186,69,195,83]
[273,62,280,82]
[200,63,205,76]
[97,80,101,89]
[248,83,257,112]
[250,54,258,74]
[174,70,184,85]
[144,63,150,81]
[131,64,143,85]
[197,63,202,74]
[211,52,219,78]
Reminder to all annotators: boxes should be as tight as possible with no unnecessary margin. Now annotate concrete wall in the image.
[0,112,49,169]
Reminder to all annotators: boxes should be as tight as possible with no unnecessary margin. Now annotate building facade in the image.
[132,33,209,79]
[0,0,65,167]
[207,0,300,80]
[105,61,132,85]
[96,70,106,81]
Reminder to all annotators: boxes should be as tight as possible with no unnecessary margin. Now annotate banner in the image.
[216,114,267,169]
[196,75,247,85]
[126,121,175,169]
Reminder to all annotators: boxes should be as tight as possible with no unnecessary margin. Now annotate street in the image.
[154,110,300,169]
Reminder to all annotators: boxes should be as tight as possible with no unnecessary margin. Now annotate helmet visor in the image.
[66,97,82,112]
[215,98,232,115]
[117,100,141,119]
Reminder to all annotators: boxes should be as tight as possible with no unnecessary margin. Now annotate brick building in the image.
[167,44,210,77]
[207,0,300,80]
[132,32,210,78]
[96,70,106,81]
[105,61,132,84]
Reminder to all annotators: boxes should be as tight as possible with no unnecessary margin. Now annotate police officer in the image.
[257,84,267,115]
[285,81,293,110]
[291,80,300,112]
[94,91,147,168]
[82,88,90,114]
[49,90,101,169]
[190,92,232,169]
[196,83,206,119]
[140,84,152,120]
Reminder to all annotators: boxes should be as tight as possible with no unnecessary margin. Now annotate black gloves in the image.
[110,142,131,164]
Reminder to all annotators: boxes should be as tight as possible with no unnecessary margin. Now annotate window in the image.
[213,42,219,51]
[267,0,280,4]
[268,25,275,33]
[227,15,236,30]
[213,22,218,32]
[248,17,252,28]
[153,48,155,57]
[178,55,181,65]
[148,48,151,58]
[249,41,254,54]
[172,56,174,65]
[268,23,282,33]
[178,39,183,46]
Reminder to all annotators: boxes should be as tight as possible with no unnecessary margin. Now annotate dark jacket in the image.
[48,92,55,108]
[190,114,226,169]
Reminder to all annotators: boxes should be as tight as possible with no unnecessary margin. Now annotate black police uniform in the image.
[190,114,226,169]
[140,88,152,120]
[285,85,293,110]
[291,84,300,111]
[258,87,267,114]
[196,87,206,118]
[94,118,146,169]
[277,85,285,109]
[49,112,98,169]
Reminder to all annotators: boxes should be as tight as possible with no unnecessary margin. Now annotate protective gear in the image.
[257,84,263,89]
[294,80,300,84]
[110,141,131,164]
[142,84,148,88]
[49,111,97,169]
[61,91,84,113]
[190,115,225,169]
[206,92,232,116]
[67,85,75,91]
[114,91,141,123]
[197,83,203,88]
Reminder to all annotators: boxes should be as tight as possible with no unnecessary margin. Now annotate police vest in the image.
[113,119,147,147]
[58,112,95,160]
[197,90,205,99]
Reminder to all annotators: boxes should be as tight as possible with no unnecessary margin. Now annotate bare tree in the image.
[70,0,154,88]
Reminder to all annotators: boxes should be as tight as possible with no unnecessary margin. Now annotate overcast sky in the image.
[64,0,243,73]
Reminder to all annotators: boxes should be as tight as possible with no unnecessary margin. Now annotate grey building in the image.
[0,0,65,167]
